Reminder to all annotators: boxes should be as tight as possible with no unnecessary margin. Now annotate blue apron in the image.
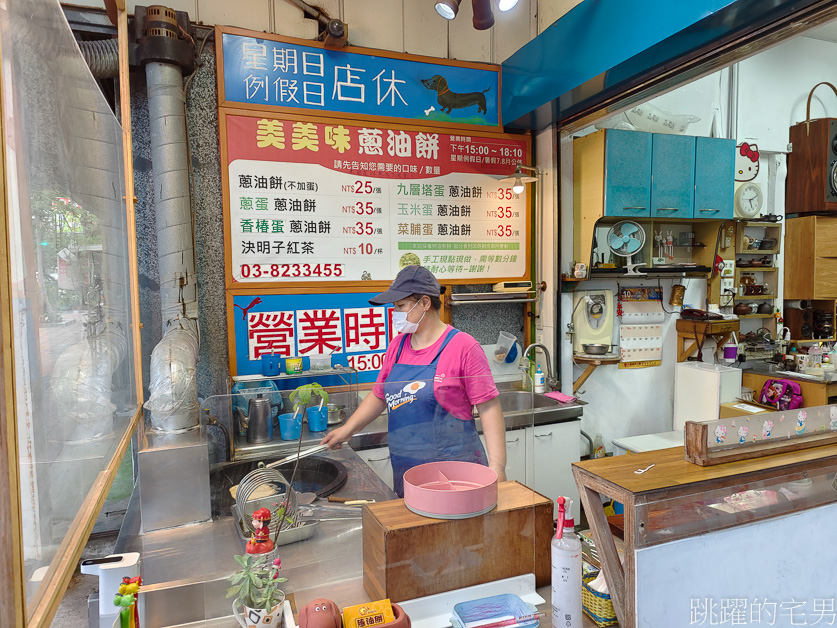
[384,328,488,497]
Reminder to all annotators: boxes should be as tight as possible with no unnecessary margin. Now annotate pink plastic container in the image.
[403,461,498,519]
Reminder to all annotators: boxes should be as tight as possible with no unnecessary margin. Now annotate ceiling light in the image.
[498,0,519,11]
[435,0,459,20]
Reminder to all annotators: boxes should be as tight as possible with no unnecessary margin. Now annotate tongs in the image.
[265,444,330,468]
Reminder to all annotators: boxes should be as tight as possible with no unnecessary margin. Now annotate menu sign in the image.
[223,113,529,285]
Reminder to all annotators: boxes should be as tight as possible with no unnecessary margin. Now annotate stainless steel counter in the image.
[118,446,396,626]
[234,395,584,460]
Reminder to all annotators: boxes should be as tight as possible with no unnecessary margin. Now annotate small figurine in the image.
[299,599,341,628]
[246,507,275,555]
[114,575,141,628]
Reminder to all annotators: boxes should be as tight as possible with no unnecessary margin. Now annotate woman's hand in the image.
[490,462,507,483]
[320,425,353,449]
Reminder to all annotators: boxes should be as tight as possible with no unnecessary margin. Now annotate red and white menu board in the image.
[223,113,530,285]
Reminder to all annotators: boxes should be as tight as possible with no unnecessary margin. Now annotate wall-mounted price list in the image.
[223,114,529,284]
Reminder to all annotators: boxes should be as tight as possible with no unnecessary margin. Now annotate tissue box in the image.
[582,572,617,627]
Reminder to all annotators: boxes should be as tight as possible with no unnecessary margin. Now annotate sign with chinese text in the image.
[217,27,500,129]
[223,112,529,286]
[229,291,396,381]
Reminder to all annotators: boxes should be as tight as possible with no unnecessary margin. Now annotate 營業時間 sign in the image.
[222,112,530,286]
[217,27,501,129]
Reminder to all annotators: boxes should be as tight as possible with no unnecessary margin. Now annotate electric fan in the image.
[606,220,646,276]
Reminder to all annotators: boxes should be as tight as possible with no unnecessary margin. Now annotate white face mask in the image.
[392,300,426,334]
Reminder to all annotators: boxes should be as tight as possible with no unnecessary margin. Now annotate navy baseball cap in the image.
[369,265,441,305]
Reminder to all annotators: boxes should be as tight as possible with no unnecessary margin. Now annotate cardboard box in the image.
[718,401,771,419]
[362,481,552,602]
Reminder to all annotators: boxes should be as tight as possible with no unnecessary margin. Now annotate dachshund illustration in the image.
[421,75,490,115]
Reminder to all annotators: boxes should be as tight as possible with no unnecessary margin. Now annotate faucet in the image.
[520,343,558,391]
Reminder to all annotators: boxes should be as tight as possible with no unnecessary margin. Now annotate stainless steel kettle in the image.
[246,394,280,444]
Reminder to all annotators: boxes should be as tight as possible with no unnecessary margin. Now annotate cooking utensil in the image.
[246,394,281,444]
[582,343,612,355]
[326,403,346,425]
[265,443,330,468]
[328,495,376,505]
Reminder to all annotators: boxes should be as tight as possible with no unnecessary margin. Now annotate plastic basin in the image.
[403,461,498,519]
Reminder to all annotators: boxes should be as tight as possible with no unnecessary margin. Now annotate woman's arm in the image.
[476,396,507,482]
[320,392,387,449]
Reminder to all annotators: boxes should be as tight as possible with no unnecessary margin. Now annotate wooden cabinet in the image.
[527,421,581,520]
[604,129,652,218]
[784,215,837,299]
[694,137,735,219]
[650,134,695,219]
[480,428,527,485]
[574,130,735,269]
[355,446,394,490]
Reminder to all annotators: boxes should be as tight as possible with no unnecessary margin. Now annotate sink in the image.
[475,390,580,430]
[497,391,560,412]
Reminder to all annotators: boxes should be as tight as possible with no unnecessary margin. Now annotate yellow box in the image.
[342,599,394,628]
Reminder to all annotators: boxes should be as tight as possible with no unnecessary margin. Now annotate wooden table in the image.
[573,354,619,393]
[743,369,837,406]
[675,318,739,362]
[572,443,837,628]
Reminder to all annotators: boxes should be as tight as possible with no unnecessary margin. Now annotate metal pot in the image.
[582,343,612,355]
[326,403,346,425]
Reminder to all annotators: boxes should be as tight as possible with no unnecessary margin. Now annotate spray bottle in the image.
[552,496,582,628]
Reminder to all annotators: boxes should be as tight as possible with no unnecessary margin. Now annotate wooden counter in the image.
[572,443,837,628]
[742,369,837,407]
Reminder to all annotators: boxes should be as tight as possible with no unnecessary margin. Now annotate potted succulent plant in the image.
[227,554,287,627]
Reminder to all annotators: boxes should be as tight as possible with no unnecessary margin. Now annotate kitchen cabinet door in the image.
[527,421,581,521]
[480,429,527,484]
[651,133,695,219]
[604,129,652,218]
[694,137,735,219]
[355,446,394,490]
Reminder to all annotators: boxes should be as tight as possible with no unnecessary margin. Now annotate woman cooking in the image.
[321,265,507,497]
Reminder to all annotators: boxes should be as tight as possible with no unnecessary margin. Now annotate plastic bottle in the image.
[552,496,582,628]
[534,365,545,393]
[592,433,605,459]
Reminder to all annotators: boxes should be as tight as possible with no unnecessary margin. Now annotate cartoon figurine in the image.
[762,419,773,439]
[736,143,760,181]
[246,507,275,555]
[114,576,141,628]
[714,424,727,444]
[738,425,749,444]
[299,599,342,628]
[830,407,837,432]
[796,410,807,436]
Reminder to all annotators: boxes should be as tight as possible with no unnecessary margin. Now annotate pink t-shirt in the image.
[373,325,499,420]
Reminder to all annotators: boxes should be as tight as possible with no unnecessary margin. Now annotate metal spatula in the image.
[265,444,330,468]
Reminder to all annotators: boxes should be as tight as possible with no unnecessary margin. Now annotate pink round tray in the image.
[403,461,498,519]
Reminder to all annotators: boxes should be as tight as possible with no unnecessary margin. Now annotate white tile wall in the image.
[403,1,448,58]
[272,0,319,38]
[67,1,583,64]
[197,0,270,32]
[344,0,405,53]
[448,0,491,62]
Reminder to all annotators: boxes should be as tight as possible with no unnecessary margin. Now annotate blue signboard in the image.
[220,30,500,127]
[231,291,395,385]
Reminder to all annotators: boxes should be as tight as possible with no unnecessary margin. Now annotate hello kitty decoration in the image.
[685,403,837,466]
[735,143,760,182]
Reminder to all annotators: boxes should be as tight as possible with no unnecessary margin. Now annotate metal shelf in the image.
[232,366,358,384]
